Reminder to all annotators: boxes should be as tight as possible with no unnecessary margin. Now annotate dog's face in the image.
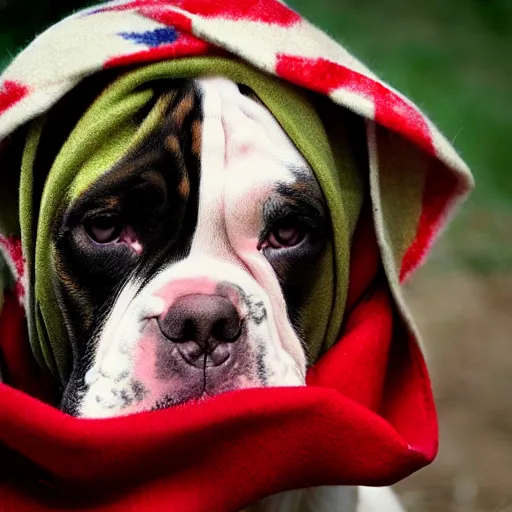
[54,77,329,418]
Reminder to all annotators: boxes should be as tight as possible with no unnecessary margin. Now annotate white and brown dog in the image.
[56,77,327,418]
[52,76,403,511]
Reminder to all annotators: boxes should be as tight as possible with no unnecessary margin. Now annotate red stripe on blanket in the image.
[171,0,300,25]
[100,0,300,26]
[105,33,210,68]
[94,1,193,31]
[399,159,461,281]
[275,55,435,156]
[0,236,24,280]
[0,81,29,115]
[0,235,26,300]
[139,6,194,31]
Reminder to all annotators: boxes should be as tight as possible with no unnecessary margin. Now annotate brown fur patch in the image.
[101,197,121,210]
[178,174,190,199]
[164,134,181,155]
[191,119,202,157]
[171,93,194,127]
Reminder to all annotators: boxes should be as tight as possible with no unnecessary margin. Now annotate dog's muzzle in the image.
[158,294,243,368]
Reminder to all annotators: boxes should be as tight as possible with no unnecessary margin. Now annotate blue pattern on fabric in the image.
[118,27,178,47]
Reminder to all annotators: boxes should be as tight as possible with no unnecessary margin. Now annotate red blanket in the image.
[0,214,437,511]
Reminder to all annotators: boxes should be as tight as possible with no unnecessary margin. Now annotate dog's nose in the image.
[159,294,242,366]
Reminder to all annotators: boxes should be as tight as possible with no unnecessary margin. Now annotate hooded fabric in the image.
[0,1,473,511]
[20,57,364,382]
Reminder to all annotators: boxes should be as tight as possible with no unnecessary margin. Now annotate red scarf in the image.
[0,211,437,511]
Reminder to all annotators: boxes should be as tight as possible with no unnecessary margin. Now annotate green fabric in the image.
[373,126,425,272]
[20,120,45,368]
[367,122,427,352]
[21,57,363,381]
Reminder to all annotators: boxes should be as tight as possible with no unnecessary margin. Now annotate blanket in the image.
[0,1,473,511]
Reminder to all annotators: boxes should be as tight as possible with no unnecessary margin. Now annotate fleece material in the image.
[0,0,473,510]
[21,57,363,381]
[0,211,437,512]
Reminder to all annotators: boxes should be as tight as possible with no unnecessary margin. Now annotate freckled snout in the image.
[158,294,243,367]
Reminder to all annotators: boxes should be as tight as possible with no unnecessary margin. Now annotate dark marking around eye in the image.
[55,81,204,414]
[259,170,329,342]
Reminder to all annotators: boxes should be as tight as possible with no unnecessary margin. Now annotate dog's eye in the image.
[266,219,306,249]
[85,215,122,244]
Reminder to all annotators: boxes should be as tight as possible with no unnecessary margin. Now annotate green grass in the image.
[1,0,511,271]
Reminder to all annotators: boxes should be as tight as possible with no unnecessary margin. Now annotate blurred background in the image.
[1,0,510,510]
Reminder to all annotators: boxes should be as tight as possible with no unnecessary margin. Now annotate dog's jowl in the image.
[55,78,329,418]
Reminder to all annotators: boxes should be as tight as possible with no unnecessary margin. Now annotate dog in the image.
[48,75,404,512]
[54,77,328,418]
